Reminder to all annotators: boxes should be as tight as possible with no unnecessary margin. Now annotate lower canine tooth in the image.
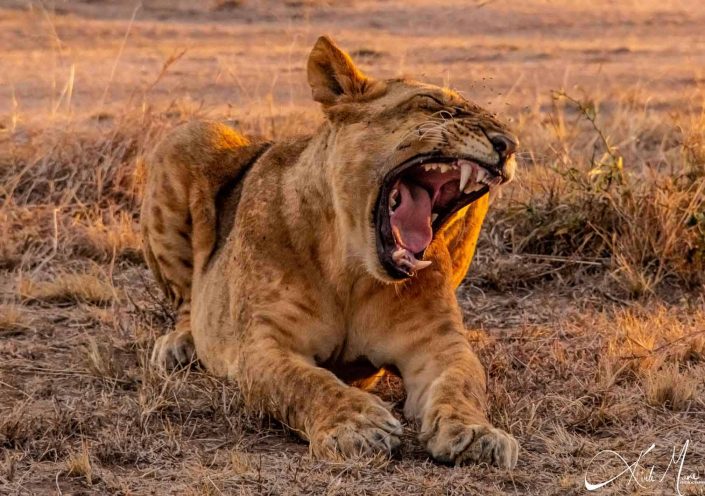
[414,260,432,270]
[431,213,438,223]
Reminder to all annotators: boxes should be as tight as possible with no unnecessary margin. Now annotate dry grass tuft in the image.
[71,210,142,263]
[0,304,32,335]
[83,337,125,381]
[230,450,253,475]
[18,272,119,306]
[600,304,705,376]
[1,112,164,211]
[65,442,94,485]
[643,364,697,411]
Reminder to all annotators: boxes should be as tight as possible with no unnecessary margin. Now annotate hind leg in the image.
[141,121,270,370]
[141,139,195,370]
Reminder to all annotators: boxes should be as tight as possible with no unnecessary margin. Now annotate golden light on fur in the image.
[141,36,519,468]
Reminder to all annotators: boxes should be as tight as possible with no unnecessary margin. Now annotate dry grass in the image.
[18,272,119,306]
[71,210,143,263]
[1,1,704,494]
[643,364,698,411]
[485,95,705,296]
[65,442,94,486]
[0,305,32,336]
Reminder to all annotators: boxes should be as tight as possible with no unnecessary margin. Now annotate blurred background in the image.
[3,0,704,123]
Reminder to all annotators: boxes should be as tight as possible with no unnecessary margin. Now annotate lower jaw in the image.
[376,186,490,280]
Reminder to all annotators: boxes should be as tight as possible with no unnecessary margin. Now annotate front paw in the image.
[423,421,519,469]
[309,394,403,459]
[151,329,196,370]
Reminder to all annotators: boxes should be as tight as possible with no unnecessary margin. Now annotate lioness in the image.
[141,36,519,468]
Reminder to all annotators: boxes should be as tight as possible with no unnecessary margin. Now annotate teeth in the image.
[391,246,433,274]
[476,168,487,183]
[389,189,399,210]
[414,260,432,270]
[423,163,456,172]
[458,161,472,192]
[464,182,484,194]
[431,213,438,223]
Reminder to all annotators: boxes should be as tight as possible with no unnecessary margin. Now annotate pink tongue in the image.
[390,181,433,254]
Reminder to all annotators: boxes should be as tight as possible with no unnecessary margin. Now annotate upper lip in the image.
[374,152,507,279]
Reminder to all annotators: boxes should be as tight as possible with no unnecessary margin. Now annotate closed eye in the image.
[415,94,447,110]
[377,93,451,119]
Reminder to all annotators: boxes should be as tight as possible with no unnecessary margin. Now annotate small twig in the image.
[0,364,133,385]
[552,90,616,162]
[143,48,188,95]
[519,253,608,266]
[55,470,63,495]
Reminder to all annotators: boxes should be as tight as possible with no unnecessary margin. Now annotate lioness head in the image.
[307,36,518,282]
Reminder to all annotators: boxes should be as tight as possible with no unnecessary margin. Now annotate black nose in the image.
[490,134,517,159]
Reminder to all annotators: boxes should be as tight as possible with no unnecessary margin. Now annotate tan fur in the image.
[141,36,519,467]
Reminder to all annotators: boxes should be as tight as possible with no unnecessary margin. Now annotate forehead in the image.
[371,79,502,123]
[380,79,466,105]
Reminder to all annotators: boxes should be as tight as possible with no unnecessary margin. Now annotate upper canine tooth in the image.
[459,162,472,192]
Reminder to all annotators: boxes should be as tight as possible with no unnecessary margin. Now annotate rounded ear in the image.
[307,36,380,106]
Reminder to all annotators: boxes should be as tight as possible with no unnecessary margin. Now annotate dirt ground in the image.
[1,1,705,495]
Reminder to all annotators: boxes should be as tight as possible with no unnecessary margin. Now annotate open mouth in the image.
[375,154,505,279]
